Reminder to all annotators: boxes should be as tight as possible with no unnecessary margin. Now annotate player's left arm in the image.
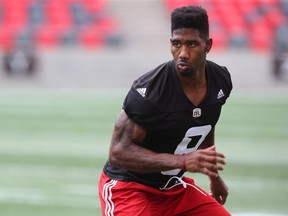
[201,126,229,205]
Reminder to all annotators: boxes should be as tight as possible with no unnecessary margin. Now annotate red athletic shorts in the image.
[98,172,231,216]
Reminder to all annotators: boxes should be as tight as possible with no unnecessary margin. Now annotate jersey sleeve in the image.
[122,87,159,131]
[122,62,170,131]
[206,60,233,105]
[221,66,233,102]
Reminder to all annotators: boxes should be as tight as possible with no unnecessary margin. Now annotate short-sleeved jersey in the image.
[104,60,232,188]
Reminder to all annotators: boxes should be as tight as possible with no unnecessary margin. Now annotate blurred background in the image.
[0,0,287,216]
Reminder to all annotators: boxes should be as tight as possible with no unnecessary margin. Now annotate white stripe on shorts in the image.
[102,179,117,216]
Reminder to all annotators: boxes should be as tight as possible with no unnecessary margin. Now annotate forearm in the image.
[109,110,184,173]
[209,173,229,205]
[209,173,220,181]
[109,142,183,173]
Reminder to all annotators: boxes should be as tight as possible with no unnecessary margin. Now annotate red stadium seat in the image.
[0,25,15,49]
[165,0,199,12]
[44,0,72,29]
[0,0,119,49]
[249,22,273,50]
[265,6,286,29]
[78,26,104,48]
[234,0,258,15]
[1,1,28,29]
[210,22,228,49]
[82,0,107,13]
[95,17,118,35]
[34,25,61,47]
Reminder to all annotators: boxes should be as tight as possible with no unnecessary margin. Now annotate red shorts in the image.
[98,172,231,216]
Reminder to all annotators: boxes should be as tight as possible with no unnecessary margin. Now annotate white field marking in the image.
[226,177,288,192]
[192,175,288,193]
[63,184,99,196]
[1,163,287,195]
[0,164,102,179]
[225,152,288,165]
[215,140,288,165]
[1,138,287,165]
[219,124,288,137]
[218,137,288,146]
[0,187,44,202]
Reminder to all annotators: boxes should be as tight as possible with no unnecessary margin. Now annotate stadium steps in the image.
[107,0,170,52]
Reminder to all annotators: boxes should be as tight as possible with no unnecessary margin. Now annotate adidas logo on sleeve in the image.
[217,89,225,99]
[136,88,147,97]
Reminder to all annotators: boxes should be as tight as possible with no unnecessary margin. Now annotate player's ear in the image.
[205,38,213,53]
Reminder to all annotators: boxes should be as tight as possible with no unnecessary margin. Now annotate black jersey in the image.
[104,60,232,188]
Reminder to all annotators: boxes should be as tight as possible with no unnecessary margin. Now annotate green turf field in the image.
[0,89,287,216]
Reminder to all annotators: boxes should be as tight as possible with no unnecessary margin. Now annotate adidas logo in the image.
[217,89,225,99]
[136,88,147,97]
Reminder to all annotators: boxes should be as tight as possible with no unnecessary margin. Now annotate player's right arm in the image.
[109,110,225,178]
[109,110,181,173]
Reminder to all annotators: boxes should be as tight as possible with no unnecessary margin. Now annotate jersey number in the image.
[161,125,212,175]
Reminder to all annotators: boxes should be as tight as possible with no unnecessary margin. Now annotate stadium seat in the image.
[1,2,27,29]
[78,26,104,48]
[96,17,118,36]
[0,0,119,49]
[82,0,107,13]
[249,23,272,50]
[0,25,15,49]
[264,6,286,29]
[209,18,228,49]
[33,25,61,47]
[44,1,72,29]
[234,0,258,16]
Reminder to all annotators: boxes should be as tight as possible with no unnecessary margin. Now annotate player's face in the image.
[170,28,210,77]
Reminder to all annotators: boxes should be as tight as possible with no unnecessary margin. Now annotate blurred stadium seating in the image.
[0,0,120,49]
[164,0,288,51]
[0,0,288,86]
[0,0,287,51]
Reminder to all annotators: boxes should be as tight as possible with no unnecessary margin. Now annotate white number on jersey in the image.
[161,125,212,176]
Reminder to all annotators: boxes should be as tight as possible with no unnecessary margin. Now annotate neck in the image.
[177,67,207,106]
[178,68,206,90]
